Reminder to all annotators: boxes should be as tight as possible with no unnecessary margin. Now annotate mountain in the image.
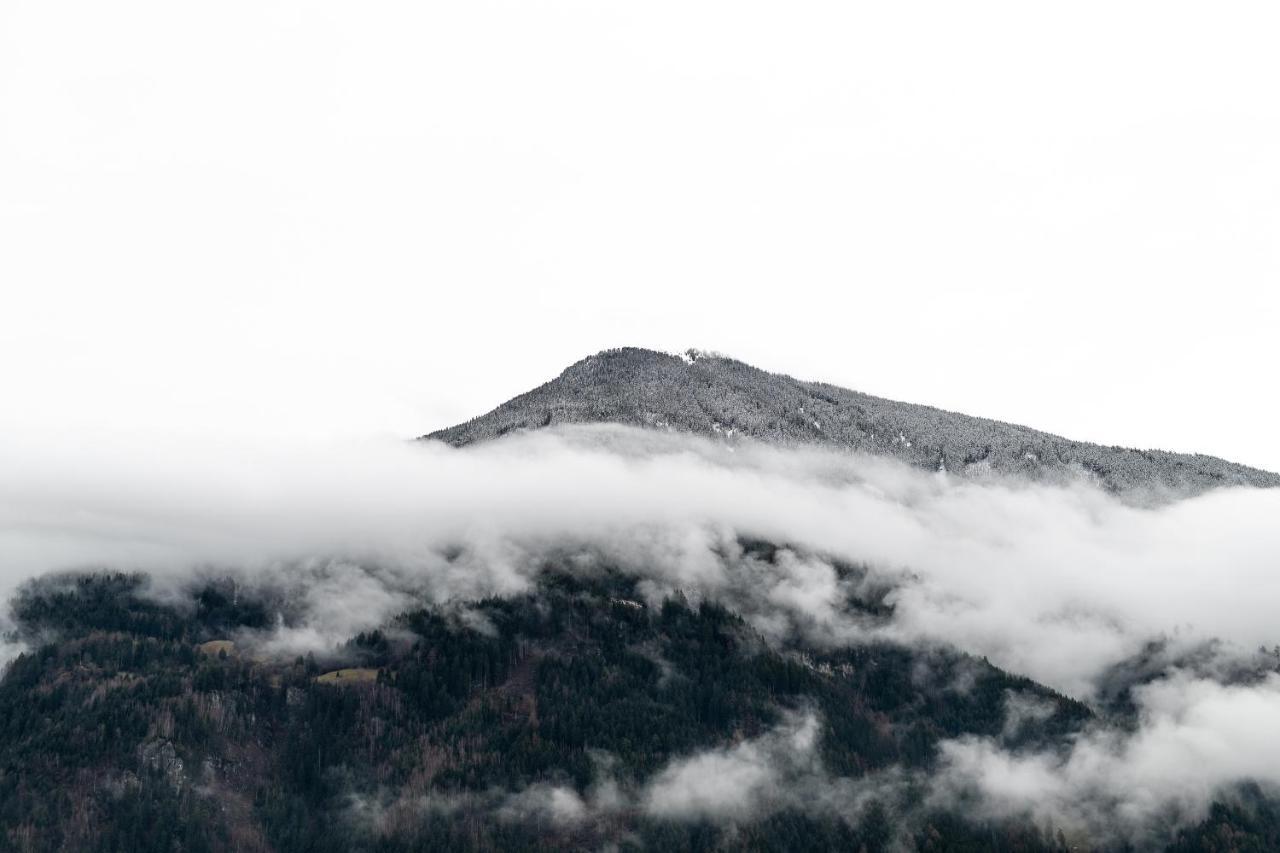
[425,347,1279,495]
[4,351,1278,853]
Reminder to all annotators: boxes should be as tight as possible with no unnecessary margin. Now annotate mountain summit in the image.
[425,347,1278,495]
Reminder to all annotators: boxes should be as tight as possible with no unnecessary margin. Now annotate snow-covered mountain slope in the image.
[424,347,1279,496]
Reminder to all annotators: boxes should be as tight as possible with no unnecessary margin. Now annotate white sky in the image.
[2,1,1277,470]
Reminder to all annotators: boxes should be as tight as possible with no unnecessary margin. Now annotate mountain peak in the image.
[424,347,1279,496]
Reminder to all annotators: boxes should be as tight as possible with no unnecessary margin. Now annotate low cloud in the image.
[932,671,1280,844]
[642,709,822,821]
[3,422,1280,840]
[4,424,1277,696]
[345,710,886,836]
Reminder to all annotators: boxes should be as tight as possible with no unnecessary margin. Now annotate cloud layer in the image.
[3,423,1280,841]
[4,424,1278,694]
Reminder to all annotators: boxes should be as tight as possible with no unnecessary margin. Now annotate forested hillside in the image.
[1,567,1275,852]
[425,348,1279,496]
[0,568,1087,852]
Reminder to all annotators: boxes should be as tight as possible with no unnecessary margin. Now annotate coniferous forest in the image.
[2,564,1275,852]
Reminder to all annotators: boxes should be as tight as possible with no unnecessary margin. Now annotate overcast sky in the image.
[2,1,1277,470]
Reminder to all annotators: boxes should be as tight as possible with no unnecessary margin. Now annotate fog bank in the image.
[4,425,1277,698]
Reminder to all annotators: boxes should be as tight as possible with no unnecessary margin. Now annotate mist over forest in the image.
[4,406,1279,851]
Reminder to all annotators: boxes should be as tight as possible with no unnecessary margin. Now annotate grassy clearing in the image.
[196,640,236,657]
[315,668,380,685]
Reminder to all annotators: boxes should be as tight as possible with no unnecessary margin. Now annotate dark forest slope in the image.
[0,570,1092,853]
[4,570,1275,851]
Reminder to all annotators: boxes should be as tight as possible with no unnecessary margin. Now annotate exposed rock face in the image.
[425,347,1279,496]
[137,739,185,787]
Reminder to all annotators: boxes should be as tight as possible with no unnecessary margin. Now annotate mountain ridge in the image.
[424,346,1280,495]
